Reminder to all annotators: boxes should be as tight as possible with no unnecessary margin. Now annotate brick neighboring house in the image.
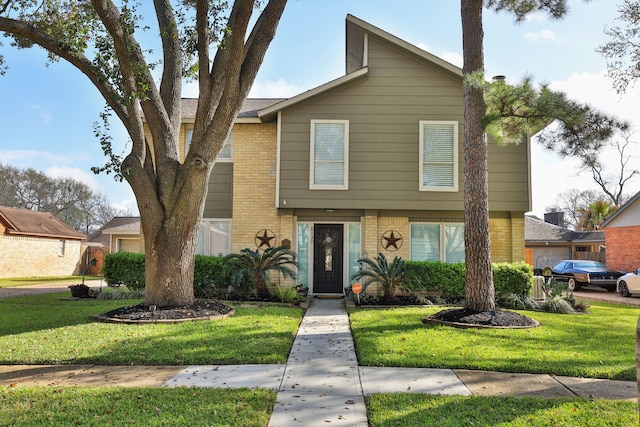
[525,215,605,274]
[0,205,86,278]
[144,15,532,295]
[601,191,640,272]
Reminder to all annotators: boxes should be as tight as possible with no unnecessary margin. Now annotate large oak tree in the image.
[0,0,287,307]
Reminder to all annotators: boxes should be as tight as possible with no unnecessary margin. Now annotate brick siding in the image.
[0,235,82,278]
[605,226,640,272]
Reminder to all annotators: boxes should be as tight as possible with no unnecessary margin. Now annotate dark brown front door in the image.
[313,224,344,294]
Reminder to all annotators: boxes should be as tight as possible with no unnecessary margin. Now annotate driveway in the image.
[572,285,640,307]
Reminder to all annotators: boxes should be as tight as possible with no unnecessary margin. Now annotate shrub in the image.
[407,260,466,299]
[493,261,532,299]
[541,296,577,314]
[103,252,146,290]
[224,246,298,299]
[193,255,227,298]
[274,285,300,304]
[352,253,416,298]
[404,260,532,302]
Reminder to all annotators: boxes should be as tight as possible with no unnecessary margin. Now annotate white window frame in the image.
[309,119,349,190]
[409,222,465,263]
[185,125,233,162]
[197,219,232,256]
[419,120,459,192]
[58,240,66,257]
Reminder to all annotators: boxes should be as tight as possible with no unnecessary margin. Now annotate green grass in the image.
[367,394,638,426]
[0,386,275,427]
[0,276,101,287]
[349,302,638,380]
[0,293,303,365]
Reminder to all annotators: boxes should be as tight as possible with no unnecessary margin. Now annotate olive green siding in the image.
[202,163,233,218]
[277,35,530,213]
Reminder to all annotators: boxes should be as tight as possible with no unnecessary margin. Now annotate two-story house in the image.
[167,15,530,295]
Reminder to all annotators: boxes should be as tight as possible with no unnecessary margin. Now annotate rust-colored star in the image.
[256,229,275,249]
[382,230,403,251]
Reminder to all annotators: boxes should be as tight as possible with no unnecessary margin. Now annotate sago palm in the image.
[351,253,415,298]
[224,246,298,299]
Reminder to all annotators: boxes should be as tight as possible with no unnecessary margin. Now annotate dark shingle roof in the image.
[0,206,86,240]
[525,216,604,243]
[181,98,285,119]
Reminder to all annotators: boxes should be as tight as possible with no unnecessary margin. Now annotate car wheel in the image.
[619,281,631,297]
[567,277,580,291]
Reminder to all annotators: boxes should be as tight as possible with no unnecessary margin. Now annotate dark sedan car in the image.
[550,260,625,292]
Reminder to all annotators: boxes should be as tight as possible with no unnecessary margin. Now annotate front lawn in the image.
[0,386,275,427]
[367,394,638,426]
[0,293,303,365]
[349,302,638,380]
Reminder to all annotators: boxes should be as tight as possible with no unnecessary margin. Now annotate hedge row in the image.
[406,260,533,300]
[104,252,533,300]
[103,252,227,296]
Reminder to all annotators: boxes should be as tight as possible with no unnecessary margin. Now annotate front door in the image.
[313,224,344,294]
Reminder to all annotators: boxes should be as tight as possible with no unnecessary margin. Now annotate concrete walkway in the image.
[0,295,637,426]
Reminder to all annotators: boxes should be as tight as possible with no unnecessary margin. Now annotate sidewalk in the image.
[0,297,637,425]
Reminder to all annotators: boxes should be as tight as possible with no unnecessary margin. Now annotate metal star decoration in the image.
[381,230,403,251]
[255,229,276,249]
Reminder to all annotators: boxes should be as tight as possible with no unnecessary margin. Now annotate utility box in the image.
[532,276,546,301]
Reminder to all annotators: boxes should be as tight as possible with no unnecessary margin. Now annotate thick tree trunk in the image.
[461,0,495,312]
[143,223,198,307]
[133,154,212,308]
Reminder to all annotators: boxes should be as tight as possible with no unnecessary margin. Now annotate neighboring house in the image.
[0,205,86,278]
[601,191,640,272]
[147,15,532,295]
[525,215,605,274]
[99,217,142,253]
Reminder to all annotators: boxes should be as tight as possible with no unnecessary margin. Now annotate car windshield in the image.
[573,261,605,269]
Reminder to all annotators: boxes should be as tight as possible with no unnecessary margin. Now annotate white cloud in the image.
[524,29,564,43]
[440,51,463,68]
[250,78,302,98]
[46,166,100,190]
[111,195,139,215]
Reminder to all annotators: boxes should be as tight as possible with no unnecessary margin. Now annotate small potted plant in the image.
[69,284,91,298]
[294,284,308,297]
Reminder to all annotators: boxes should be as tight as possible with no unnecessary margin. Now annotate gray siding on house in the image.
[203,163,233,218]
[278,36,530,212]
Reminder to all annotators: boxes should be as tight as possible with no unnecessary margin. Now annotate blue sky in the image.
[1,0,637,218]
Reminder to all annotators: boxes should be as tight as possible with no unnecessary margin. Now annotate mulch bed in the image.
[95,299,234,324]
[423,307,539,329]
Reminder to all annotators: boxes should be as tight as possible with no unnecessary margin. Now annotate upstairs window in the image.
[185,126,233,162]
[310,120,349,189]
[419,121,458,191]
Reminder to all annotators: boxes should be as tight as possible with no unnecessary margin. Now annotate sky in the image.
[1,0,638,219]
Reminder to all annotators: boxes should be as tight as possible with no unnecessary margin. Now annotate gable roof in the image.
[0,206,86,240]
[100,216,141,235]
[601,190,640,228]
[258,14,462,122]
[525,215,604,243]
